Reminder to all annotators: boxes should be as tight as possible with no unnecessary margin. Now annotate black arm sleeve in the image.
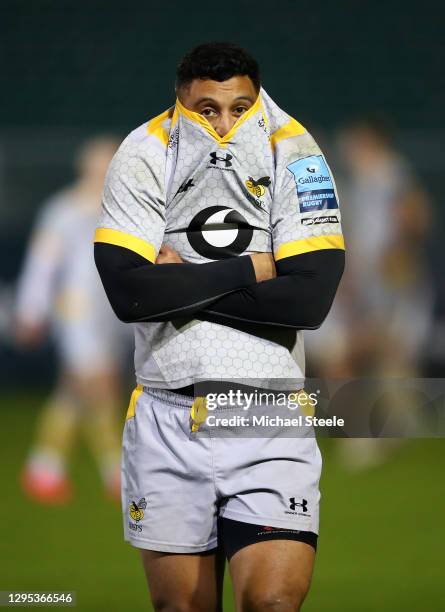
[94,242,256,323]
[199,249,345,329]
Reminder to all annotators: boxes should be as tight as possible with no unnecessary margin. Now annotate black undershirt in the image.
[94,242,256,323]
[94,243,344,329]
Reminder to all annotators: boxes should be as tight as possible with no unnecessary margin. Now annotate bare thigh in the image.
[140,547,225,612]
[229,540,316,612]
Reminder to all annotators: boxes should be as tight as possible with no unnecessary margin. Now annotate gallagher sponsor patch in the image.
[287,155,339,213]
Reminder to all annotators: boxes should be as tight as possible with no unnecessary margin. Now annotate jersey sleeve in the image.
[271,128,345,262]
[94,124,166,263]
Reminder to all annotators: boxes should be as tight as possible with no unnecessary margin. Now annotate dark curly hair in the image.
[176,42,260,92]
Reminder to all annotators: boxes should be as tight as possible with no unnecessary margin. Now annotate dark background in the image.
[1,0,443,130]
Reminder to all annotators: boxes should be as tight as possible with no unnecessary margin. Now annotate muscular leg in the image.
[25,371,82,471]
[29,371,82,460]
[72,368,123,494]
[21,371,83,502]
[229,540,315,612]
[140,547,225,612]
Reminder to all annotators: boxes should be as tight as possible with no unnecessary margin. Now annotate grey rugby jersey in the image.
[95,89,344,388]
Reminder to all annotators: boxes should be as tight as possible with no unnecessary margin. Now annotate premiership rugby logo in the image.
[287,155,339,213]
[187,206,253,260]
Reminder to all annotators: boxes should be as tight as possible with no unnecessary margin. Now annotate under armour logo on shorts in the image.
[289,497,308,512]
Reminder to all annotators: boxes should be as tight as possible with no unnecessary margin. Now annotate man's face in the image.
[337,127,385,175]
[177,76,258,137]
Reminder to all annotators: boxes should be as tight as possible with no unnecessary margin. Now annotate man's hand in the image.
[156,245,184,264]
[250,252,276,282]
[14,319,46,349]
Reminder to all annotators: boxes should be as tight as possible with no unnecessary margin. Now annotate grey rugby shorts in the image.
[122,385,322,553]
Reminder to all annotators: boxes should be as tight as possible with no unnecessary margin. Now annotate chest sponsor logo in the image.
[187,206,253,260]
[301,215,339,226]
[209,152,233,170]
[287,155,339,213]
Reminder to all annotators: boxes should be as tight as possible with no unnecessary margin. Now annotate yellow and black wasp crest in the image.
[129,497,147,522]
[245,176,271,198]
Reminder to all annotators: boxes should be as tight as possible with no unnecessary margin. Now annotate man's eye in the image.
[233,106,248,116]
[201,108,217,117]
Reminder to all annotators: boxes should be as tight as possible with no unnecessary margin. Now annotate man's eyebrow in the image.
[232,96,255,103]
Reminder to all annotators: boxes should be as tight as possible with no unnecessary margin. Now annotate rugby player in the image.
[95,43,345,611]
[15,137,131,504]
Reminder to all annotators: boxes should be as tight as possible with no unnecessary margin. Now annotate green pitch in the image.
[1,392,444,611]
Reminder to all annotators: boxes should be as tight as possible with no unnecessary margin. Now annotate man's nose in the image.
[215,112,235,137]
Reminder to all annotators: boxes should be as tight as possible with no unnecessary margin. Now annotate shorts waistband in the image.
[143,386,195,409]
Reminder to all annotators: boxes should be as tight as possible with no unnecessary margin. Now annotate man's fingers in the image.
[157,244,183,264]
[156,244,184,264]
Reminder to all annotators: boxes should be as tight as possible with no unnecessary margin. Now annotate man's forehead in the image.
[183,76,257,102]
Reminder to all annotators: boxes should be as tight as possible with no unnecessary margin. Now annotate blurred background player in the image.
[14,136,132,504]
[305,116,433,467]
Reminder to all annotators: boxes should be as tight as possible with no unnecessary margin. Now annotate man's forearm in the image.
[94,242,258,322]
[198,250,345,329]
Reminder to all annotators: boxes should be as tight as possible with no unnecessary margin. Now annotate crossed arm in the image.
[94,242,344,329]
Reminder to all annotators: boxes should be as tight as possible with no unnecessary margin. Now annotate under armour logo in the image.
[209,152,233,167]
[176,178,195,194]
[289,497,308,512]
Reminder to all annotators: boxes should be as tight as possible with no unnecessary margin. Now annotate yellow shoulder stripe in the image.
[94,228,156,263]
[270,117,306,150]
[275,234,345,261]
[126,384,143,420]
[147,109,170,147]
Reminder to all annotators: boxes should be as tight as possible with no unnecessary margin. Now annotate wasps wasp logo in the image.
[129,497,147,522]
[245,176,271,198]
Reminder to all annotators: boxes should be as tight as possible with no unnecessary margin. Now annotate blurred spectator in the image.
[308,116,433,377]
[14,136,132,504]
[306,116,433,467]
